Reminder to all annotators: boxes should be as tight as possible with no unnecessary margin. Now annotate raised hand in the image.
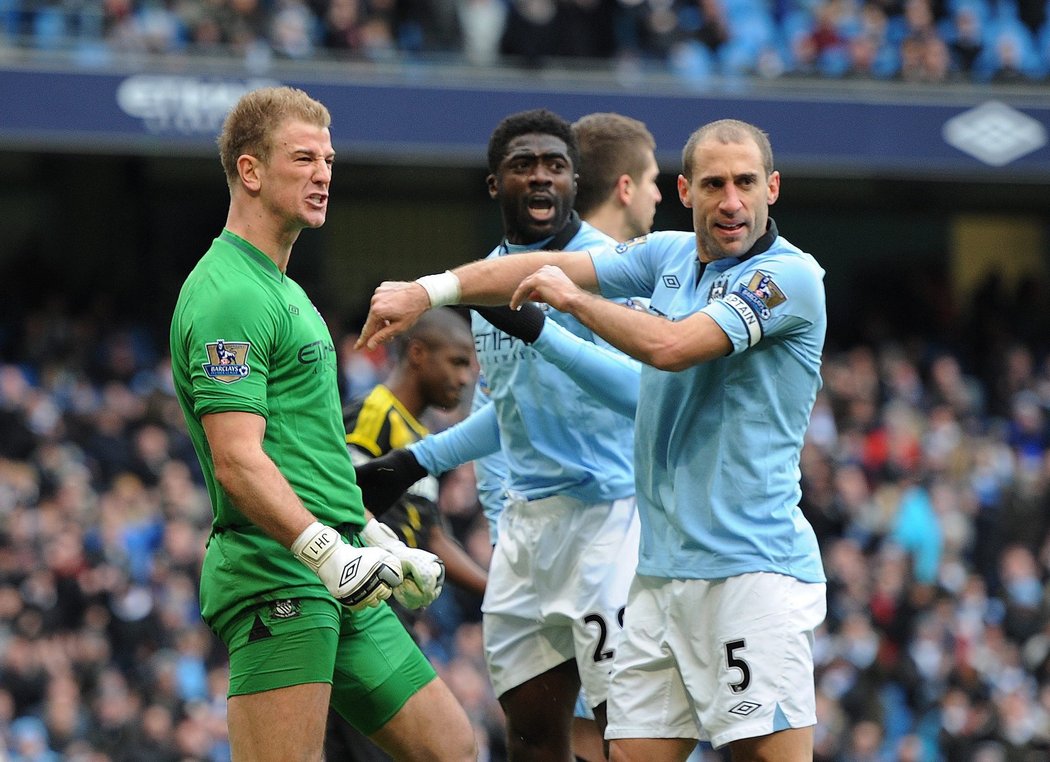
[510,265,583,313]
[356,281,432,350]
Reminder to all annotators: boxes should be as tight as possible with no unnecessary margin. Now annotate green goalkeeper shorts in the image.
[220,596,437,735]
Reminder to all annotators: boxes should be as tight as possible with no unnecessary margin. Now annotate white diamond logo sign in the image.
[943,101,1047,167]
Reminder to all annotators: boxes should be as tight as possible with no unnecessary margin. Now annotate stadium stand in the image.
[0,0,1048,82]
[1,3,1050,761]
[2,269,1050,758]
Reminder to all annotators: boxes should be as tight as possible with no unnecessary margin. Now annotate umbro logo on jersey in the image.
[339,558,361,587]
[662,275,681,289]
[729,701,761,717]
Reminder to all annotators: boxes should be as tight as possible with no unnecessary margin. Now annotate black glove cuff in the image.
[354,448,428,517]
[473,304,545,344]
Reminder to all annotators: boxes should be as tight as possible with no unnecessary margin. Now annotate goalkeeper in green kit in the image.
[169,86,476,762]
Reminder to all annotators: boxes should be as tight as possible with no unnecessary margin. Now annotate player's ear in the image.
[486,174,499,200]
[617,174,633,206]
[677,174,692,208]
[238,154,262,192]
[406,337,429,367]
[767,170,781,205]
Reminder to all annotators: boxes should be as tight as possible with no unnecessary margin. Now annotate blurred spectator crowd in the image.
[2,0,1050,83]
[0,298,501,761]
[2,268,1050,760]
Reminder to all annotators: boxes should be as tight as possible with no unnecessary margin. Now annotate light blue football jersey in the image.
[592,223,827,583]
[468,221,637,504]
[412,299,642,543]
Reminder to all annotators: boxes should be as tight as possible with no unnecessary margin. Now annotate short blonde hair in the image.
[217,87,331,186]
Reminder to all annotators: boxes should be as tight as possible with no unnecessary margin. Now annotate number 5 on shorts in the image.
[724,639,751,694]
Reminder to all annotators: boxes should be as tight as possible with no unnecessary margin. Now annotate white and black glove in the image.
[360,519,445,609]
[291,522,403,611]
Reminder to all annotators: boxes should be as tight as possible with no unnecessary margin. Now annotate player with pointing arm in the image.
[358,118,828,762]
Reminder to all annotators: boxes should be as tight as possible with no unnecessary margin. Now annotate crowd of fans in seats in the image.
[0,295,502,761]
[2,269,1050,760]
[1,0,1049,83]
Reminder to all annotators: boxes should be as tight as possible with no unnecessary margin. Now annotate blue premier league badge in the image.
[736,271,786,320]
[203,339,251,383]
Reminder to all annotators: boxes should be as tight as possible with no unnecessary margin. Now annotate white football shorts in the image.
[482,493,639,708]
[606,571,827,749]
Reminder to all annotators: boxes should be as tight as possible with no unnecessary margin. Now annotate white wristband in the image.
[415,271,461,308]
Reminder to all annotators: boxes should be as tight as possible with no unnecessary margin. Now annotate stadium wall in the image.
[0,57,1047,351]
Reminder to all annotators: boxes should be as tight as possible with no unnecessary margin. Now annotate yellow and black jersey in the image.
[343,385,442,551]
[346,385,428,457]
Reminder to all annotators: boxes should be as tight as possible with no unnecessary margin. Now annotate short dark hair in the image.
[681,119,774,180]
[391,307,472,362]
[573,113,656,217]
[487,108,579,175]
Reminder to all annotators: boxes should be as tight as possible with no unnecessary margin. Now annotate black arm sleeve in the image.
[472,304,546,344]
[353,448,428,516]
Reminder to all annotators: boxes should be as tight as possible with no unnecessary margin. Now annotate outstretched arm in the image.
[357,250,598,350]
[511,265,731,372]
[353,404,501,514]
[476,304,640,418]
[531,316,640,418]
[410,401,502,474]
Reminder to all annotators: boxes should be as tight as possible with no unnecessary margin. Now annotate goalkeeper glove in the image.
[360,519,445,609]
[354,448,429,516]
[473,304,545,344]
[291,522,403,611]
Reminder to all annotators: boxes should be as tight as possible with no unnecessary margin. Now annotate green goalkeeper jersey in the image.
[170,229,366,627]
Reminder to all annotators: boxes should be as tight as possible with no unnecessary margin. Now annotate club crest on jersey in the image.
[708,276,730,302]
[735,271,786,320]
[202,339,251,383]
[270,599,302,619]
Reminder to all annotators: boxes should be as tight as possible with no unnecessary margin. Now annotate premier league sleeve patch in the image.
[738,271,786,319]
[202,339,252,383]
[722,271,787,347]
